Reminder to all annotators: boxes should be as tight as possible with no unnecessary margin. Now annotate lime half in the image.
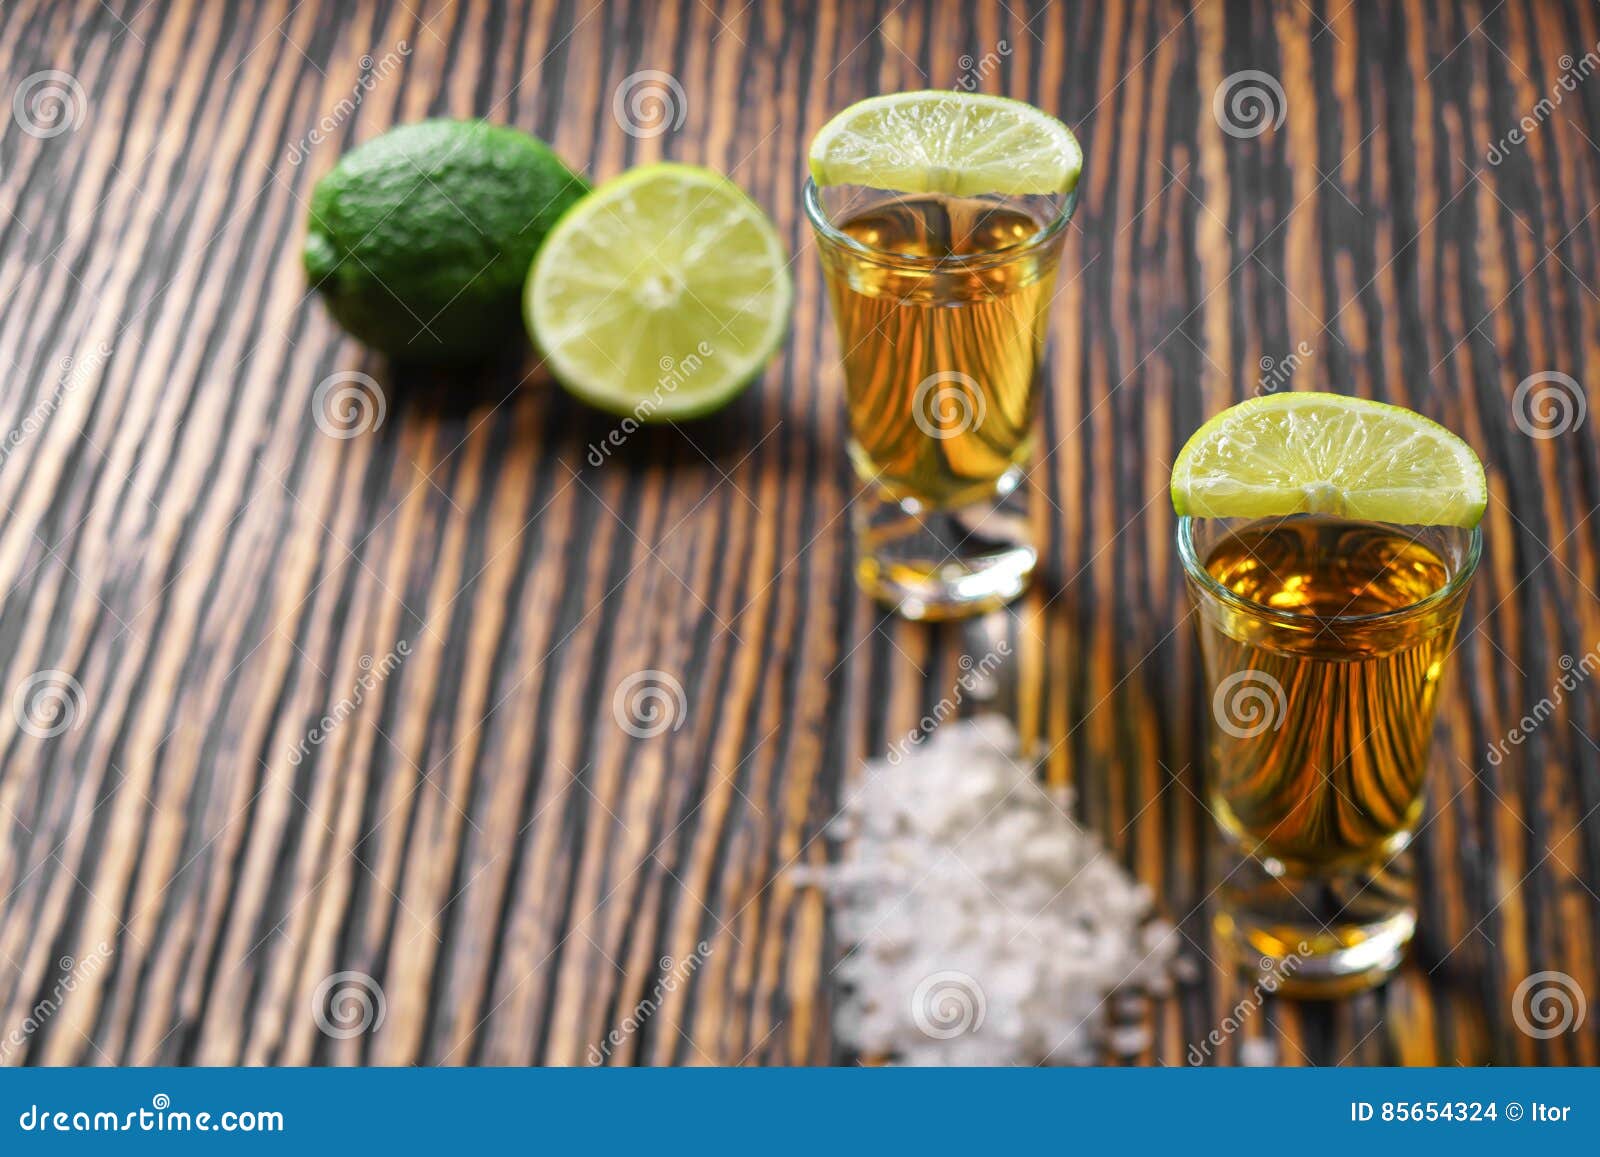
[525,163,792,420]
[808,91,1082,197]
[1171,392,1487,528]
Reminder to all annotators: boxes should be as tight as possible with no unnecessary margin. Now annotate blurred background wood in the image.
[0,0,1596,1065]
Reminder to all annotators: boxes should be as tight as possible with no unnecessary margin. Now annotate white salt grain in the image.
[798,716,1175,1065]
[1238,1037,1279,1067]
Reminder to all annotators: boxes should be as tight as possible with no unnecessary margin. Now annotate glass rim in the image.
[801,176,1077,271]
[1177,515,1483,629]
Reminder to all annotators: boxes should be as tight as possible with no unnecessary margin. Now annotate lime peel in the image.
[305,119,589,365]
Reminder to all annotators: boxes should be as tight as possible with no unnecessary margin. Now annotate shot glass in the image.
[805,179,1075,620]
[1180,513,1481,995]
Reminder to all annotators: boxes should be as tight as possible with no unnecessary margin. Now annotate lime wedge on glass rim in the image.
[525,163,792,421]
[1171,392,1487,528]
[808,90,1082,196]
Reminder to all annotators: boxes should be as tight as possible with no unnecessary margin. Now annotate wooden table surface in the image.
[1,0,1597,1067]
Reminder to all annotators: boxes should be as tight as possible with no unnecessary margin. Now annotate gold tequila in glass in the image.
[805,181,1075,619]
[1181,514,1480,994]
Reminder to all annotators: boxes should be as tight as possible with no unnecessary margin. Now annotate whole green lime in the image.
[304,119,588,364]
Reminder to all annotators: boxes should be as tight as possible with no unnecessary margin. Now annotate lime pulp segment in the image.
[525,163,792,420]
[1170,392,1487,528]
[808,91,1082,197]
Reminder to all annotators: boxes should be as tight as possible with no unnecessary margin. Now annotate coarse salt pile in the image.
[795,715,1177,1065]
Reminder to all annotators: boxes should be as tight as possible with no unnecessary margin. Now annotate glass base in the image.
[852,464,1035,620]
[1215,841,1417,998]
